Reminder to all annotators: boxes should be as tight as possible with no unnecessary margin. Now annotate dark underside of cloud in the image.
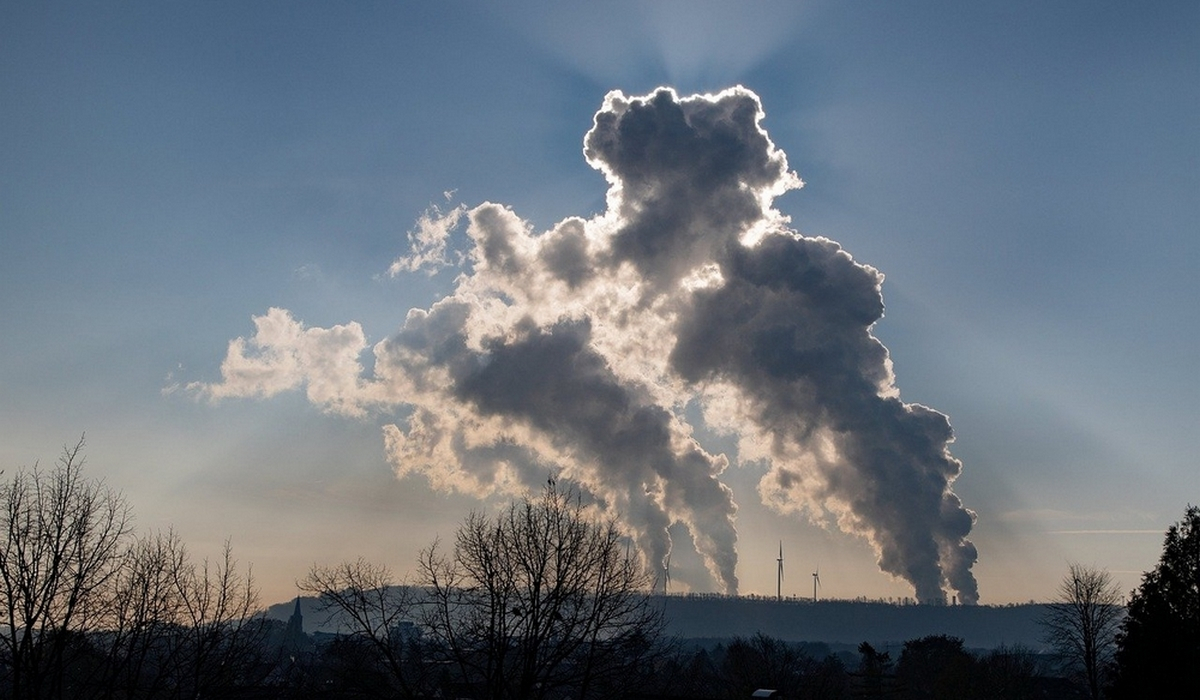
[197,87,979,604]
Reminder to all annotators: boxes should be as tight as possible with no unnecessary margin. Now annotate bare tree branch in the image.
[419,480,667,700]
[1040,563,1124,700]
[0,436,133,699]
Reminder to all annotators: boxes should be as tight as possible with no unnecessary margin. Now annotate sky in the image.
[2,0,1197,607]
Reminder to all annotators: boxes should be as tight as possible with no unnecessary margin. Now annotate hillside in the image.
[268,592,1048,650]
[657,596,1047,649]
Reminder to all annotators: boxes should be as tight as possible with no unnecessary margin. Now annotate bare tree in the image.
[418,480,667,700]
[0,440,267,699]
[167,538,268,698]
[0,436,134,699]
[299,559,424,697]
[719,633,814,698]
[976,644,1041,700]
[96,529,191,699]
[1040,563,1124,700]
[87,532,267,699]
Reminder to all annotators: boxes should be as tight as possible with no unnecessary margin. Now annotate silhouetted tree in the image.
[806,655,851,700]
[855,642,896,698]
[0,437,134,700]
[974,645,1040,700]
[91,533,269,699]
[717,633,848,700]
[0,440,268,700]
[167,538,269,697]
[299,559,430,698]
[720,633,806,698]
[895,634,974,700]
[1039,563,1123,700]
[418,480,667,700]
[95,529,192,699]
[672,646,722,699]
[1108,504,1200,699]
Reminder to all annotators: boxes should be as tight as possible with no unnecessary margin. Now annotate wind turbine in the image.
[812,566,821,602]
[776,541,784,601]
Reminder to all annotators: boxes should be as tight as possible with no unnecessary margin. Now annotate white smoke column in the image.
[370,199,743,594]
[582,88,977,604]
[193,86,978,603]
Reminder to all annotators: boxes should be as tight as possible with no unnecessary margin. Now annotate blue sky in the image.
[2,0,1196,606]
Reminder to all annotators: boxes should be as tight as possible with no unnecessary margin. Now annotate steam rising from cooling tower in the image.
[193,87,979,604]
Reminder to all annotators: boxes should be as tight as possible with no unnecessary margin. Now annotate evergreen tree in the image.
[1109,505,1200,698]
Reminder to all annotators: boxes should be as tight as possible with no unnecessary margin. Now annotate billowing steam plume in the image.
[192,87,979,604]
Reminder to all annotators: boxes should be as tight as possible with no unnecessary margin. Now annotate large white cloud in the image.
[193,87,978,603]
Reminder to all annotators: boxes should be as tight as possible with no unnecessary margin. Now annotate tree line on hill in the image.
[1,439,1196,699]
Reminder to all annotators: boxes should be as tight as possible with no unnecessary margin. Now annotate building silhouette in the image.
[281,596,310,653]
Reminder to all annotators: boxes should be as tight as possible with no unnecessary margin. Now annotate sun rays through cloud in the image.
[193,87,978,604]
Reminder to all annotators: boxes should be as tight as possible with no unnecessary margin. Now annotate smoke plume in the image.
[193,87,978,603]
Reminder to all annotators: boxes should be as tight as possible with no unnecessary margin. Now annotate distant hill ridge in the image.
[267,590,1049,650]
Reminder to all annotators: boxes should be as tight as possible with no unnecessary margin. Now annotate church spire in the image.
[283,595,308,652]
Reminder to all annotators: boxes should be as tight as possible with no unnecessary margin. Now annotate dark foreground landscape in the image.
[256,593,1070,700]
[3,450,1194,699]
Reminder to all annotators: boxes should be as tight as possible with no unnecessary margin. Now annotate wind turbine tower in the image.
[776,542,784,601]
[812,566,821,602]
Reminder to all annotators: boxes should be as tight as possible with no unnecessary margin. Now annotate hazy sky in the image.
[3,0,1196,606]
